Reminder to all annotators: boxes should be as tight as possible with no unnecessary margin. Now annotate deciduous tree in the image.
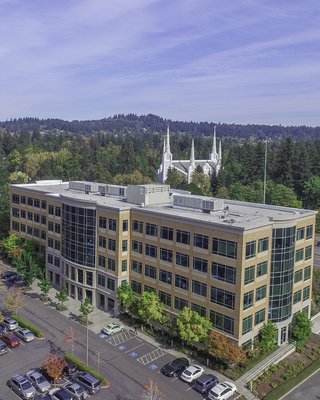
[137,292,164,323]
[260,320,277,354]
[64,326,80,357]
[38,276,52,301]
[206,330,247,364]
[55,280,69,310]
[116,282,136,310]
[176,307,212,344]
[293,311,313,342]
[42,355,67,386]
[4,288,26,314]
[142,378,166,400]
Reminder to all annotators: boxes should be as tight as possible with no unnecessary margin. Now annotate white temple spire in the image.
[190,138,195,166]
[166,125,170,153]
[209,125,217,161]
[163,139,166,155]
[219,139,222,159]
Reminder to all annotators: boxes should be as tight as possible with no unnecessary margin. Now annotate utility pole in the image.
[263,139,269,204]
[79,297,94,366]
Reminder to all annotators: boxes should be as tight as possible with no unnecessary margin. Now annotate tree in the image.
[117,282,136,310]
[206,330,247,364]
[142,378,166,400]
[165,167,188,189]
[3,234,22,257]
[64,326,80,357]
[293,311,313,342]
[55,280,69,310]
[176,307,212,344]
[38,276,52,301]
[79,297,94,366]
[137,292,164,323]
[42,355,67,387]
[260,320,277,354]
[13,252,40,287]
[191,171,211,196]
[302,176,320,209]
[4,288,26,314]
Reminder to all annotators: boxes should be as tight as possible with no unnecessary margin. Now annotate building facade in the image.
[10,181,316,348]
[157,126,222,183]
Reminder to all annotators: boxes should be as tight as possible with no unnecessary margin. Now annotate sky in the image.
[0,0,319,127]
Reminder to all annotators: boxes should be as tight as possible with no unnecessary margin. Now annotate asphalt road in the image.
[282,368,320,400]
[0,282,213,400]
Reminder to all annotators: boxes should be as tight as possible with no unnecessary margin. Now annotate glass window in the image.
[192,280,207,297]
[107,278,115,291]
[12,221,19,232]
[108,258,116,271]
[41,215,46,225]
[174,296,188,311]
[257,261,268,277]
[245,265,255,284]
[34,198,40,208]
[55,240,60,251]
[55,223,61,234]
[20,210,26,219]
[212,238,237,259]
[48,205,54,215]
[41,230,46,240]
[256,285,267,301]
[303,286,310,301]
[98,274,105,287]
[20,224,26,233]
[108,238,116,252]
[55,207,61,217]
[21,195,26,204]
[295,269,303,283]
[144,285,156,293]
[293,290,301,304]
[54,257,60,268]
[12,208,19,218]
[296,248,304,262]
[122,240,128,252]
[132,220,143,233]
[27,197,33,207]
[194,233,209,249]
[193,257,208,273]
[47,254,53,264]
[210,286,235,310]
[27,211,33,221]
[160,248,173,263]
[211,262,236,284]
[159,291,171,306]
[12,194,20,204]
[304,265,311,281]
[210,310,234,335]
[98,255,106,268]
[246,240,256,259]
[48,238,53,248]
[86,271,93,286]
[255,309,265,326]
[132,240,143,254]
[33,228,40,238]
[48,221,53,232]
[131,260,142,274]
[122,260,127,272]
[27,226,33,235]
[176,252,189,268]
[305,246,312,260]
[123,220,128,232]
[306,225,313,240]
[176,230,190,245]
[160,226,173,241]
[244,291,254,309]
[159,270,172,285]
[258,237,269,253]
[145,244,157,258]
[131,280,142,294]
[145,265,157,279]
[78,270,83,284]
[242,315,253,335]
[41,200,47,210]
[191,303,206,317]
[175,274,189,291]
[296,227,305,241]
[34,213,40,223]
[99,236,106,248]
[146,223,158,237]
[109,218,116,231]
[99,217,107,229]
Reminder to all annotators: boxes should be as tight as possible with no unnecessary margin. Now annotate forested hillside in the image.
[1,115,320,238]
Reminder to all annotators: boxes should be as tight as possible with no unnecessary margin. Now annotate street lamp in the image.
[263,139,269,204]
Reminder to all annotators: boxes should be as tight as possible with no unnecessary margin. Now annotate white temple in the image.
[157,126,222,183]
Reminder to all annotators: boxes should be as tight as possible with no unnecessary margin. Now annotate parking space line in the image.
[137,348,167,365]
[186,386,194,391]
[125,342,145,353]
[171,377,178,382]
[106,330,136,346]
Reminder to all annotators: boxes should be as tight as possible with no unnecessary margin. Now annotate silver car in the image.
[1,317,19,331]
[62,382,88,399]
[0,339,8,355]
[15,328,35,342]
[102,323,124,335]
[9,374,37,399]
[26,369,51,393]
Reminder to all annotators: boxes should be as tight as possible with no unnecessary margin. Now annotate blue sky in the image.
[0,0,319,126]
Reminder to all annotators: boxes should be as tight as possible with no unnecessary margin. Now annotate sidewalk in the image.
[27,279,255,400]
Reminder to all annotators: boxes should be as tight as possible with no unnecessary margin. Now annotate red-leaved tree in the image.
[42,355,67,386]
[206,330,247,364]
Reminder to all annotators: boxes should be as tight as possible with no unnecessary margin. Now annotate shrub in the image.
[309,355,316,361]
[313,347,320,355]
[271,382,278,389]
[56,304,68,311]
[64,354,108,386]
[296,346,305,353]
[11,315,42,338]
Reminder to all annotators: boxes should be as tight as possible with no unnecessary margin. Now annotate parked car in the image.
[0,326,4,336]
[194,374,219,393]
[1,333,20,348]
[49,388,73,400]
[1,270,16,279]
[8,274,20,282]
[62,382,88,399]
[40,366,64,384]
[102,322,124,335]
[9,373,37,399]
[25,369,51,393]
[181,364,205,382]
[161,357,189,377]
[208,381,237,400]
[59,357,77,375]
[1,317,19,331]
[0,339,8,355]
[14,328,35,342]
[34,395,52,400]
[72,371,102,394]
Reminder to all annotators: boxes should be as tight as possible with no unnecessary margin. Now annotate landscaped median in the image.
[65,353,109,387]
[11,314,44,338]
[263,358,320,400]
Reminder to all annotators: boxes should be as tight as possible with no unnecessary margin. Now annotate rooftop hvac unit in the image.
[173,194,224,213]
[69,181,99,193]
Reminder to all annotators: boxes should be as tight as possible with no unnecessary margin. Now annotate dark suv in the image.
[194,374,219,393]
[72,372,101,394]
[9,374,37,399]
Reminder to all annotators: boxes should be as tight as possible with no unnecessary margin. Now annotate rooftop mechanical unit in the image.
[98,184,127,197]
[69,181,99,194]
[173,194,224,213]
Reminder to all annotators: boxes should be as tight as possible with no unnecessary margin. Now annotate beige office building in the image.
[10,180,316,348]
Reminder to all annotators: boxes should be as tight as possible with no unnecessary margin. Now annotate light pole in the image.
[263,139,269,204]
[79,297,93,366]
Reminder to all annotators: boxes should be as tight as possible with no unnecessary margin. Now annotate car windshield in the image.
[76,387,84,394]
[169,361,179,368]
[209,391,219,397]
[21,381,32,390]
[37,376,46,384]
[184,371,192,376]
[92,380,100,388]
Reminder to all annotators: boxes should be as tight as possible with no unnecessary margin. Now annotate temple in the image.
[157,126,222,183]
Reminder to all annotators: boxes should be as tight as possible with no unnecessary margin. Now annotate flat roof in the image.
[11,181,317,232]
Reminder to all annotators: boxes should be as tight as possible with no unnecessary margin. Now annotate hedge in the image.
[263,358,320,399]
[64,353,109,387]
[11,315,42,338]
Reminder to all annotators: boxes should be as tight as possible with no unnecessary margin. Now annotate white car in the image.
[208,381,237,400]
[102,323,124,335]
[181,364,205,382]
[14,328,35,342]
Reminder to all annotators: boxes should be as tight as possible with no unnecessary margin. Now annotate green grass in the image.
[263,358,320,399]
